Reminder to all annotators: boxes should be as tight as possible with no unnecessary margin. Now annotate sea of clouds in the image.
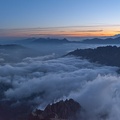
[0,53,120,120]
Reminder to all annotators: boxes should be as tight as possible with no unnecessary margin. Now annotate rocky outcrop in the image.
[29,99,81,120]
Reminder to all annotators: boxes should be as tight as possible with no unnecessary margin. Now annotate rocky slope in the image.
[29,99,81,120]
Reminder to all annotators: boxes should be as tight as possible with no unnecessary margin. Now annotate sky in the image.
[0,0,120,38]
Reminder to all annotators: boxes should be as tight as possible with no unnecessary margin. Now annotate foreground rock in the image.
[67,46,120,67]
[29,99,81,120]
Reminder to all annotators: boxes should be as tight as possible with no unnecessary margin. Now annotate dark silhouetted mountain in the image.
[14,38,36,44]
[29,99,81,120]
[32,38,69,44]
[16,38,70,44]
[81,37,120,44]
[32,36,120,44]
[12,35,120,45]
[67,46,120,67]
[0,44,26,50]
[112,34,120,38]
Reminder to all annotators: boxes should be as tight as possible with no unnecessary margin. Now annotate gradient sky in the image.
[0,0,120,38]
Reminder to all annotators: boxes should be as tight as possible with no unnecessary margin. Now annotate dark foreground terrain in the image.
[29,99,81,120]
[0,99,82,120]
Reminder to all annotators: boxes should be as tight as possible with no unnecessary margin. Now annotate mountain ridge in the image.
[16,35,120,44]
[66,46,120,67]
[81,36,120,44]
[29,99,81,120]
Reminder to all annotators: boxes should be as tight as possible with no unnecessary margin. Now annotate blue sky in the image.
[0,0,120,37]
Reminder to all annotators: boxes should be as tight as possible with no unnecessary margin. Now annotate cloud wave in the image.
[0,55,120,119]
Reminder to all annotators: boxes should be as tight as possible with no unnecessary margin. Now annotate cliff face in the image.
[29,99,81,120]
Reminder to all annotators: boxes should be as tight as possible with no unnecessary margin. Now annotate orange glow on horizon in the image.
[0,26,120,38]
[27,30,120,37]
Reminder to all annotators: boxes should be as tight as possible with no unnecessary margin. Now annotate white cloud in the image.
[0,55,119,119]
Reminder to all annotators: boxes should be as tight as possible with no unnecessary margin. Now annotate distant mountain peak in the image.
[113,34,120,38]
[81,35,120,44]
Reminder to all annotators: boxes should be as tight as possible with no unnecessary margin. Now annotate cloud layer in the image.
[0,54,120,119]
